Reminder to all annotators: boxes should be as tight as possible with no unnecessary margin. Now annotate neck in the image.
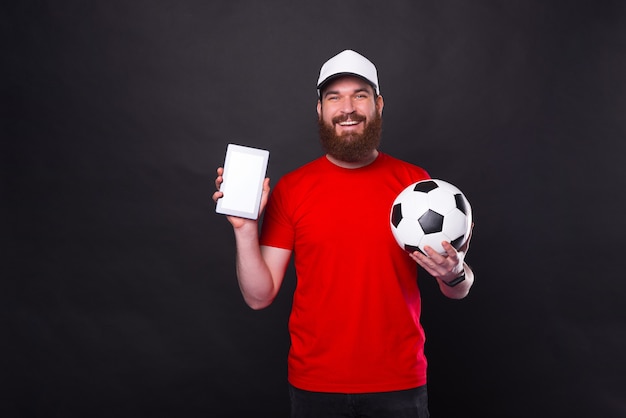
[326,149,379,169]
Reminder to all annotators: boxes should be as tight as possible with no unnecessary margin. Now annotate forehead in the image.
[320,75,375,95]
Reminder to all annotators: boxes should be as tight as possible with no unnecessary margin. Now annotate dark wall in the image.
[4,1,626,417]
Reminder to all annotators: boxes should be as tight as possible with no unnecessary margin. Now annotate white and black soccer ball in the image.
[390,179,472,256]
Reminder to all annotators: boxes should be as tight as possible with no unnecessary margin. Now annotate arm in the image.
[213,167,292,309]
[234,223,291,309]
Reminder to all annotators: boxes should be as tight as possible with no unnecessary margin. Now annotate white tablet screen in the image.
[216,144,269,220]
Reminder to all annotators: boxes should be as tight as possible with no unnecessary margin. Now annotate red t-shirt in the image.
[260,152,430,393]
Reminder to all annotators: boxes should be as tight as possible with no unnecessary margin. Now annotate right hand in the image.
[212,167,271,229]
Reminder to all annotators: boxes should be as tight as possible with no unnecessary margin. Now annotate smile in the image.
[338,120,361,126]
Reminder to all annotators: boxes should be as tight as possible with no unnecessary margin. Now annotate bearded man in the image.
[213,49,475,418]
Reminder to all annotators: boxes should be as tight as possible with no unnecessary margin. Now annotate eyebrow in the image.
[323,87,371,99]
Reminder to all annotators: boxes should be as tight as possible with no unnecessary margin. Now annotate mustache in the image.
[318,112,383,163]
[331,113,367,124]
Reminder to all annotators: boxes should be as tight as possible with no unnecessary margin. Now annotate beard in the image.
[318,111,383,163]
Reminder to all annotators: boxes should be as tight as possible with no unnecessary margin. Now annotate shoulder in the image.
[378,152,430,178]
[276,156,329,186]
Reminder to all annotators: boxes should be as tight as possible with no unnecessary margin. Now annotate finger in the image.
[410,251,430,268]
[409,250,425,264]
[413,247,447,275]
[258,178,271,213]
[212,191,223,203]
[441,241,459,259]
[459,223,474,252]
[425,245,461,275]
[214,167,224,190]
[411,250,443,276]
[423,245,447,262]
[416,247,441,266]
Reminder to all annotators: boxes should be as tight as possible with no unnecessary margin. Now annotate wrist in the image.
[233,219,260,238]
[441,265,466,287]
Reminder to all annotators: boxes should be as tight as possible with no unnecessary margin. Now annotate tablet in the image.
[216,144,269,220]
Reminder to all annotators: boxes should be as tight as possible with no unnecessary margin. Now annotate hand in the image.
[212,167,271,229]
[409,241,465,282]
[409,223,474,283]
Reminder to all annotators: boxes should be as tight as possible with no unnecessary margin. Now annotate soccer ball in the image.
[390,179,472,256]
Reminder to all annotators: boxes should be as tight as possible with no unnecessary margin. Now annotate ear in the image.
[376,95,384,116]
[317,100,322,119]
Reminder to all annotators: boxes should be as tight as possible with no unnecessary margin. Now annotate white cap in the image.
[317,49,380,96]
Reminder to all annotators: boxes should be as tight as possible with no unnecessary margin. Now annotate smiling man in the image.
[213,49,475,418]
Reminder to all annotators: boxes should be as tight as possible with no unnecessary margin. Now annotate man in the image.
[213,49,474,418]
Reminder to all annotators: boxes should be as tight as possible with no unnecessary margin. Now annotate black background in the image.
[4,1,626,417]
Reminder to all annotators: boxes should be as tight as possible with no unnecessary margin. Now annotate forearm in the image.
[233,223,278,309]
[436,262,474,299]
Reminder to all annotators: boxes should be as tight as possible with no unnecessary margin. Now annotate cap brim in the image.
[317,73,378,95]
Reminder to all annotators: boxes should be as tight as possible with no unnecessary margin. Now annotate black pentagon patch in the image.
[405,244,424,254]
[391,203,403,228]
[454,194,469,215]
[413,180,439,193]
[451,235,465,250]
[418,209,444,234]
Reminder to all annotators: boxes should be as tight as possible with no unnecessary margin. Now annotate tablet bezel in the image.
[215,144,269,220]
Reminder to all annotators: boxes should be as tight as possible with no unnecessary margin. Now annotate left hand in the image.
[410,242,465,283]
[409,224,473,283]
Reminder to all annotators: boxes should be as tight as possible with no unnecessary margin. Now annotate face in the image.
[317,76,384,163]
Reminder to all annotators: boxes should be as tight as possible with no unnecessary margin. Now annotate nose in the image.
[339,97,355,114]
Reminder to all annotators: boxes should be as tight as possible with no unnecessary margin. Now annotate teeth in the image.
[339,121,359,126]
